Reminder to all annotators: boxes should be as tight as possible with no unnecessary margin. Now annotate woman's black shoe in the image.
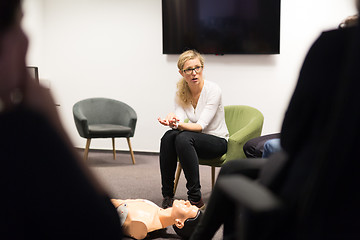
[161,196,174,209]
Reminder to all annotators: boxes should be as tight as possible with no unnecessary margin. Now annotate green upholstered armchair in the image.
[73,98,137,164]
[174,105,264,193]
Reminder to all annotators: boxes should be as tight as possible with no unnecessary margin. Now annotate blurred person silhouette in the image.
[243,14,359,161]
[190,1,360,239]
[0,1,122,238]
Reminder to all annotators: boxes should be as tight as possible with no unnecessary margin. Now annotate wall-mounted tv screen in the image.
[162,0,281,55]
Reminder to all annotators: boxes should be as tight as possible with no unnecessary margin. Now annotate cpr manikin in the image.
[111,199,202,239]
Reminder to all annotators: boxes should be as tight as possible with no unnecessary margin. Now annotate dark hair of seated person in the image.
[173,210,203,239]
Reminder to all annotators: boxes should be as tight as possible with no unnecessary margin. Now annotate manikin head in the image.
[171,200,203,239]
[171,200,199,229]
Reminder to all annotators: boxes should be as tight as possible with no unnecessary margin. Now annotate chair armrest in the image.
[218,175,281,213]
[226,118,263,160]
[218,175,283,240]
[128,117,137,137]
[115,107,137,137]
[73,108,89,138]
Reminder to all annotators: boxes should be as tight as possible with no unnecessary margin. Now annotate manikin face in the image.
[171,200,199,229]
[179,58,204,88]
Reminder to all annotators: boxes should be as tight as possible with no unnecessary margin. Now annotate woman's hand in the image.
[158,117,169,126]
[168,118,179,129]
[158,113,179,127]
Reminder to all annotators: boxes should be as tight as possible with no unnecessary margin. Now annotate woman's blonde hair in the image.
[175,50,205,108]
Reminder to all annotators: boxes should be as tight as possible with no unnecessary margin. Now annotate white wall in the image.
[22,0,357,153]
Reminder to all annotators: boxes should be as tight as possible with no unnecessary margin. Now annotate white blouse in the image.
[175,80,229,140]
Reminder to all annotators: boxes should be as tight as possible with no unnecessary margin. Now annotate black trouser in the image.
[159,129,227,202]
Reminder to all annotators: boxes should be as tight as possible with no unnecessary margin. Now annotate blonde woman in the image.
[158,49,229,209]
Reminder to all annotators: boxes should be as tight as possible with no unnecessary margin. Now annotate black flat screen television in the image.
[162,0,281,55]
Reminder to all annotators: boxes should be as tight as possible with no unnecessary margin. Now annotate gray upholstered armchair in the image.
[73,98,137,164]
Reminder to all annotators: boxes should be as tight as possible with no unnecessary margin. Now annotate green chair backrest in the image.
[225,105,263,137]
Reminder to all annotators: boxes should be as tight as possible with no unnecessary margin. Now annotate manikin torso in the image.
[117,199,163,239]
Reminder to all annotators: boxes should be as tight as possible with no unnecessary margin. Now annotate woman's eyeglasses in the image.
[183,66,203,75]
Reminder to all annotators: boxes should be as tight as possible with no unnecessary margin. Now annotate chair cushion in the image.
[199,154,226,167]
[88,124,132,138]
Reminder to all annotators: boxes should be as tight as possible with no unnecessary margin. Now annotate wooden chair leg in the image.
[211,166,216,189]
[84,138,91,161]
[174,162,182,194]
[112,138,116,160]
[126,137,136,164]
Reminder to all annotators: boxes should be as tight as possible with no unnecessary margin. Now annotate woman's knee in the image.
[161,129,178,143]
[174,131,194,146]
